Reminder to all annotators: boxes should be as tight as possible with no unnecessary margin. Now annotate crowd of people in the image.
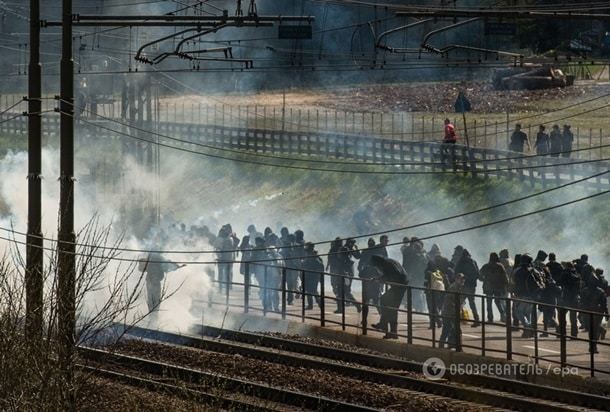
[142,222,609,349]
[441,118,576,159]
[509,123,574,157]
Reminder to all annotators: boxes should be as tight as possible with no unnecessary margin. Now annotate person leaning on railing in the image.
[370,255,409,340]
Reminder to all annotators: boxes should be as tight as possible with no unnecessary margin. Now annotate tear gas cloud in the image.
[0,128,607,330]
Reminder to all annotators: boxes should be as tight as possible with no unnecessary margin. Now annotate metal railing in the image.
[202,261,610,378]
[2,112,608,190]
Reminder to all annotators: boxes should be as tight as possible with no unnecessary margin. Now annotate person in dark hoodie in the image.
[480,252,509,323]
[546,253,564,283]
[580,275,609,353]
[401,237,428,312]
[557,261,582,337]
[455,249,481,327]
[370,255,409,339]
[534,250,557,337]
[301,242,324,310]
[359,238,382,314]
[327,238,344,313]
[451,245,464,267]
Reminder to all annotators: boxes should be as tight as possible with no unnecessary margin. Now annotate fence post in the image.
[589,128,593,160]
[431,291,437,348]
[341,276,346,331]
[411,113,415,141]
[301,270,306,322]
[506,110,509,148]
[589,312,595,377]
[599,129,604,159]
[226,265,230,307]
[407,287,413,344]
[320,272,325,327]
[506,298,512,360]
[559,307,566,368]
[361,282,368,335]
[455,292,462,352]
[481,296,486,356]
[263,266,268,316]
[244,263,250,313]
[281,267,287,320]
[531,303,539,364]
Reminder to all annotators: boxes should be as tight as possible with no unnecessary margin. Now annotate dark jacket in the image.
[455,252,480,289]
[339,246,361,277]
[372,256,408,288]
[442,282,466,315]
[546,260,564,282]
[358,248,380,279]
[558,268,582,306]
[580,285,608,314]
[513,264,544,299]
[301,251,324,289]
[480,261,508,294]
[401,244,428,284]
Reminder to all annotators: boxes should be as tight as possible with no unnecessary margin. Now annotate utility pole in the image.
[26,0,43,343]
[57,0,76,408]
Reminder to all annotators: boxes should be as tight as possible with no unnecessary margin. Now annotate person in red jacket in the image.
[444,118,458,143]
[441,118,458,167]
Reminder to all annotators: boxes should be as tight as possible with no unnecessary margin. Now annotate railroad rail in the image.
[79,364,276,411]
[78,346,375,412]
[117,325,609,411]
[1,112,609,190]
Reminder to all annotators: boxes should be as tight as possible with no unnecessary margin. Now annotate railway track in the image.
[78,347,376,411]
[78,364,281,411]
[118,325,610,411]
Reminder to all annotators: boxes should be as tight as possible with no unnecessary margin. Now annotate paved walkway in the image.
[189,283,610,380]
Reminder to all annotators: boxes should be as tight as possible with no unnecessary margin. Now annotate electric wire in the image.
[1,189,607,265]
[3,168,606,255]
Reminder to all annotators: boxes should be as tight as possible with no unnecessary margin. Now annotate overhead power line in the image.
[1,189,608,264]
[3,169,607,255]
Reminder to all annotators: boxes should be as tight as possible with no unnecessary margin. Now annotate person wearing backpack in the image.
[425,267,449,329]
[480,252,509,324]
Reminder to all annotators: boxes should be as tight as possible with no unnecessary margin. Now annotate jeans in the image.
[463,286,480,322]
[485,290,507,322]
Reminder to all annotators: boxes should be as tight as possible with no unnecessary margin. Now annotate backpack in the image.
[430,270,445,291]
